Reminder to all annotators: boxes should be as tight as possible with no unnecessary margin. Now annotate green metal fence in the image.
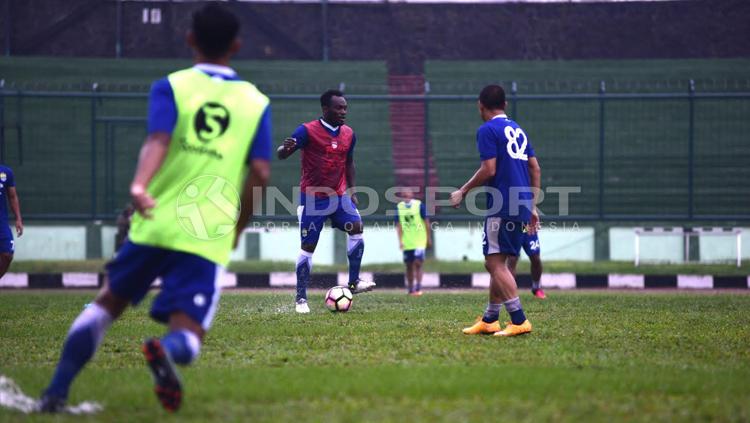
[1,85,749,221]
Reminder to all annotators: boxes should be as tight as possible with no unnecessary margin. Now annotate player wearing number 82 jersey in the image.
[450,84,541,337]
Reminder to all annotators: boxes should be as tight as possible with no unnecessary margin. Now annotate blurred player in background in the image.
[506,231,546,299]
[394,188,431,296]
[114,202,135,253]
[450,85,541,337]
[0,164,23,278]
[277,89,375,314]
[39,4,271,412]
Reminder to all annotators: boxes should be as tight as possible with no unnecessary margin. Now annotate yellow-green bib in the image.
[129,67,269,266]
[397,200,427,250]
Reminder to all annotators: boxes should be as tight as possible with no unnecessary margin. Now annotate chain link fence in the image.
[1,85,749,222]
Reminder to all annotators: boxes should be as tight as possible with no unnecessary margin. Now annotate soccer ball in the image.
[325,286,353,312]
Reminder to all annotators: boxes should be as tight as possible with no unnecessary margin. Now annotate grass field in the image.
[8,259,750,276]
[1,290,749,421]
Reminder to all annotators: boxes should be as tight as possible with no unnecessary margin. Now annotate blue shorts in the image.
[0,225,14,254]
[0,237,14,254]
[521,231,541,257]
[482,217,524,256]
[106,241,221,330]
[403,249,425,263]
[297,193,361,245]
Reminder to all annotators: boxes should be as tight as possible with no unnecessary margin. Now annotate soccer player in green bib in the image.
[39,4,271,413]
[394,188,431,296]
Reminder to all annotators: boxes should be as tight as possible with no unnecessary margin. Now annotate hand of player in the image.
[15,219,23,237]
[426,237,432,249]
[130,185,156,219]
[399,240,404,251]
[527,208,540,235]
[282,137,297,152]
[449,189,463,208]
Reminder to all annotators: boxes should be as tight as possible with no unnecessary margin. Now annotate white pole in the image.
[737,231,742,268]
[635,231,640,267]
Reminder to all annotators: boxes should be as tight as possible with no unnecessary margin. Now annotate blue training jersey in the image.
[0,165,16,234]
[147,63,273,163]
[476,114,535,222]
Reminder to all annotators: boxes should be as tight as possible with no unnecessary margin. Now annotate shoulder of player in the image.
[231,80,270,106]
[337,124,355,137]
[477,120,503,136]
[482,117,520,133]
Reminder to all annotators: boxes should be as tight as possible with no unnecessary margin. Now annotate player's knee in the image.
[301,243,317,253]
[347,221,363,235]
[94,288,129,319]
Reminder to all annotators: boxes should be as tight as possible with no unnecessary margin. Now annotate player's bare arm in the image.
[277,137,297,160]
[7,186,23,237]
[449,158,496,207]
[396,221,404,250]
[130,132,171,218]
[424,217,432,248]
[527,157,541,234]
[234,159,271,248]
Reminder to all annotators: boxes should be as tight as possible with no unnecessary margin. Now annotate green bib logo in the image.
[194,102,230,142]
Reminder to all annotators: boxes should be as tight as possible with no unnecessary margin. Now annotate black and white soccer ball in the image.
[324,286,353,312]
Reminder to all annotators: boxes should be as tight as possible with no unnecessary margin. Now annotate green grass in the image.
[0,291,749,421]
[8,259,750,275]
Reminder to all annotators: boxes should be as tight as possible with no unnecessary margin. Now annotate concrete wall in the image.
[609,227,750,263]
[260,226,335,265]
[10,224,750,264]
[609,227,684,263]
[13,226,87,260]
[433,224,595,262]
[700,230,750,262]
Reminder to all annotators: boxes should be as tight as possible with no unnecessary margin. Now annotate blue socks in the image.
[45,303,113,398]
[347,234,364,283]
[161,330,201,365]
[296,251,313,302]
[482,303,503,323]
[44,303,203,400]
[504,297,527,325]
